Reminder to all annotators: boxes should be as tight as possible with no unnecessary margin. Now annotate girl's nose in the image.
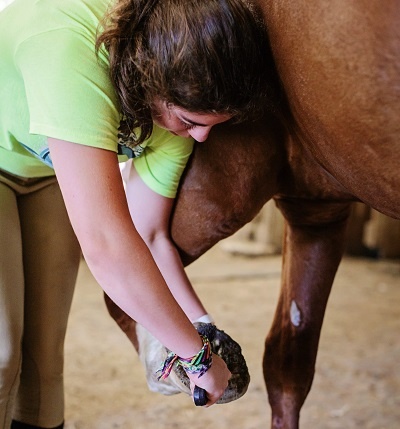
[188,126,212,142]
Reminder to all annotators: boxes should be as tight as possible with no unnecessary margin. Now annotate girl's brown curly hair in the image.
[97,0,277,143]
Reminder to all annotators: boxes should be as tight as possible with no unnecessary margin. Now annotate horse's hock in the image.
[220,201,400,259]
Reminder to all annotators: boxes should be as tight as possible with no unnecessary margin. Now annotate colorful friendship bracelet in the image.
[157,335,212,380]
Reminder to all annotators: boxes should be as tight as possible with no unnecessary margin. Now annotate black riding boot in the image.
[11,420,64,429]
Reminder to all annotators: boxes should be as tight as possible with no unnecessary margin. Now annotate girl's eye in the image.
[180,120,196,131]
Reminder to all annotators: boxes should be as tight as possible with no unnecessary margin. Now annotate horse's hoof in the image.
[136,322,250,403]
[173,323,250,404]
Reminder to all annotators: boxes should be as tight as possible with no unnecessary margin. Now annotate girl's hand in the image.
[187,353,231,407]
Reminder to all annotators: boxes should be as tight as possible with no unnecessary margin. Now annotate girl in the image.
[0,0,274,427]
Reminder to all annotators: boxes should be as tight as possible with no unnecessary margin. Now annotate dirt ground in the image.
[64,245,400,429]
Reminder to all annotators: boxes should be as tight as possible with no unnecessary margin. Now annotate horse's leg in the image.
[104,293,139,351]
[171,117,285,263]
[264,198,351,429]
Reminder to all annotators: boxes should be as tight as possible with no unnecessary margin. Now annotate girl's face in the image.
[151,99,232,142]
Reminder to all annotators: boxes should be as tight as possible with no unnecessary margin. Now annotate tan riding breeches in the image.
[0,171,81,428]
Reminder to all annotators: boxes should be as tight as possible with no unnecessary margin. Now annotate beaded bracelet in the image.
[157,335,212,380]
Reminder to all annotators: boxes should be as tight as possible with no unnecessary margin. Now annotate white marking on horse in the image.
[290,300,301,327]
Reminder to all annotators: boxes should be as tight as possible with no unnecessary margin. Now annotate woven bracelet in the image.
[157,335,212,380]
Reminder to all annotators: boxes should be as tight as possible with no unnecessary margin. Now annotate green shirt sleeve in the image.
[16,28,120,152]
[0,0,119,177]
[133,126,194,198]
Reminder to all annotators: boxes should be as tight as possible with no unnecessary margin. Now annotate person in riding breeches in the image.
[0,0,274,427]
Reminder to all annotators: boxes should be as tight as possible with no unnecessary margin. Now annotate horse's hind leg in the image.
[264,198,351,429]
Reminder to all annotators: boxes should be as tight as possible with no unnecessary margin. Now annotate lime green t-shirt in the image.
[0,0,193,198]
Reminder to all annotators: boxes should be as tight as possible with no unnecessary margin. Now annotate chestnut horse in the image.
[106,1,400,428]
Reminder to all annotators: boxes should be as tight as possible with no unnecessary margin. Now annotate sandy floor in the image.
[64,245,400,429]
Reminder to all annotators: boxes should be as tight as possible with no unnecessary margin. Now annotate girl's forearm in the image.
[144,235,208,322]
[83,230,204,359]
